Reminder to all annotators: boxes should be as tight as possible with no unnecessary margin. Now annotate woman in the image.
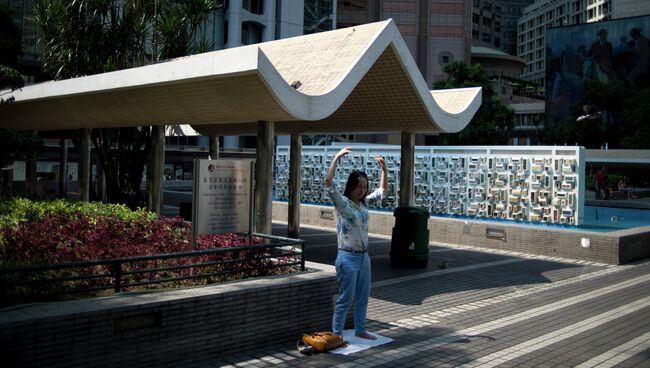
[325,147,387,340]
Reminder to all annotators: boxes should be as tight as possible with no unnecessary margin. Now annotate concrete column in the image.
[209,135,220,159]
[213,9,225,50]
[226,0,242,47]
[79,129,91,201]
[147,125,165,216]
[399,131,415,207]
[262,0,277,42]
[25,150,37,198]
[59,138,68,199]
[255,121,274,234]
[288,133,301,239]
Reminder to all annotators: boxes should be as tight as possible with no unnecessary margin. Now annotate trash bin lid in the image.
[393,206,429,217]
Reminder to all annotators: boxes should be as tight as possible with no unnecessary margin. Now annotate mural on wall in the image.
[275,145,586,226]
[546,15,650,126]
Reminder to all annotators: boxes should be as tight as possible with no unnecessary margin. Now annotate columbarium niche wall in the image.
[274,145,585,226]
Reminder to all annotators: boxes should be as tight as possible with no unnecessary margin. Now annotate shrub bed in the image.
[0,198,299,305]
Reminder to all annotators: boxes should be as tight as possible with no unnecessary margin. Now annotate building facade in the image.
[337,0,472,86]
[499,0,535,55]
[470,46,545,145]
[518,0,579,86]
[471,0,503,50]
[2,0,41,83]
[611,0,650,19]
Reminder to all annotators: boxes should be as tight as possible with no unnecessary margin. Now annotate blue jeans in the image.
[332,251,371,336]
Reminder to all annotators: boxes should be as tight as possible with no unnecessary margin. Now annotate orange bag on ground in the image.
[301,331,345,352]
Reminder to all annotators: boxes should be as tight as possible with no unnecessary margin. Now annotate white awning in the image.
[0,19,481,135]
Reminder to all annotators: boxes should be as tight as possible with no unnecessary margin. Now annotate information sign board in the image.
[192,159,254,242]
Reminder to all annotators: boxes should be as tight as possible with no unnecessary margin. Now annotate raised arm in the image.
[325,147,352,187]
[374,155,388,193]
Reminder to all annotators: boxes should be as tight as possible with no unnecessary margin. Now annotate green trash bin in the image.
[390,206,430,268]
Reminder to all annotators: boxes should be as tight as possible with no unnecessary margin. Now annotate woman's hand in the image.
[375,155,388,193]
[326,147,352,187]
[374,155,386,171]
[336,147,352,160]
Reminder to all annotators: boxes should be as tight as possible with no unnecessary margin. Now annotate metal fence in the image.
[0,233,304,302]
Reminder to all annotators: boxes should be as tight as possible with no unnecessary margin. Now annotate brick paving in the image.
[191,222,650,368]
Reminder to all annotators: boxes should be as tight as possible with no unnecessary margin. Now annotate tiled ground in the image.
[189,223,650,368]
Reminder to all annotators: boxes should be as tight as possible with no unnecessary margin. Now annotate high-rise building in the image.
[499,0,535,55]
[518,0,578,86]
[2,0,41,83]
[337,0,472,86]
[611,0,650,19]
[471,0,503,50]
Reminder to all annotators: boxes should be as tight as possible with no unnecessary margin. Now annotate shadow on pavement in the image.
[273,223,588,306]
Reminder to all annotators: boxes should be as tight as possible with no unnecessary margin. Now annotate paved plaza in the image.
[194,222,650,368]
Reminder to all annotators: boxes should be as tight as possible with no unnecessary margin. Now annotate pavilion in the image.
[0,19,481,238]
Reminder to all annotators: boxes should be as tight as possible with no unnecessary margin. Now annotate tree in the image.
[542,78,650,149]
[34,0,222,209]
[432,62,515,145]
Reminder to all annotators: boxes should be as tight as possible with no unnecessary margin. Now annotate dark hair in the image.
[343,170,369,202]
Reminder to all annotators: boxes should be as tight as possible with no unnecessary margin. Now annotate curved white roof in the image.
[0,19,481,135]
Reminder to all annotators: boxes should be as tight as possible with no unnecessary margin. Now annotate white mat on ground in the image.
[330,330,393,355]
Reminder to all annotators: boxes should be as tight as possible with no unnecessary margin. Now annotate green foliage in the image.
[34,0,223,209]
[0,65,24,92]
[34,0,224,79]
[433,62,515,145]
[33,0,107,79]
[0,197,154,229]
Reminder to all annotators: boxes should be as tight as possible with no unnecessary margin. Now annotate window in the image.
[243,0,263,14]
[241,22,263,45]
[438,51,454,66]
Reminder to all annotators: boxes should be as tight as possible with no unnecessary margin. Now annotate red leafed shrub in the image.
[0,201,300,305]
[1,214,191,264]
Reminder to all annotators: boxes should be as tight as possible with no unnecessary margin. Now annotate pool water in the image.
[580,206,650,231]
[430,206,650,232]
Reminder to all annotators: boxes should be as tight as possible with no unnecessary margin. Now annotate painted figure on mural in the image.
[589,29,616,82]
[627,28,650,87]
